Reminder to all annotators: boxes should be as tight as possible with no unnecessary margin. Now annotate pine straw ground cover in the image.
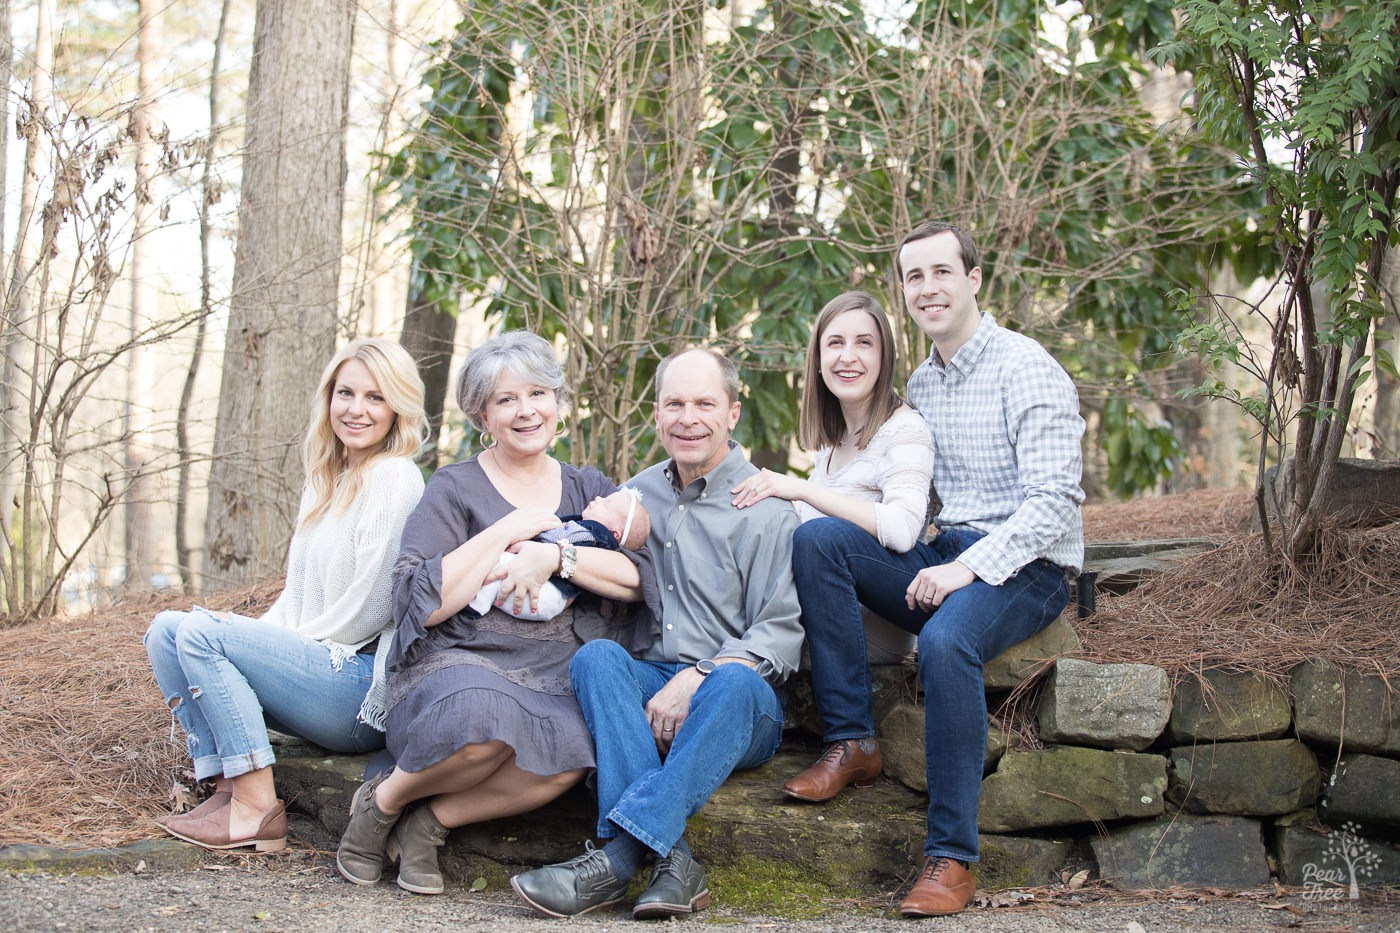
[0,581,282,848]
[1,487,1396,849]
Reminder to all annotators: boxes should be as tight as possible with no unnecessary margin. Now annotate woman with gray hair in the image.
[337,330,659,896]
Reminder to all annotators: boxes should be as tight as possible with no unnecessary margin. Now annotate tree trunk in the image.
[0,0,16,602]
[202,0,354,589]
[1373,244,1399,458]
[0,0,9,292]
[123,0,160,590]
[367,0,400,334]
[399,278,456,469]
[1,0,53,613]
[176,0,232,593]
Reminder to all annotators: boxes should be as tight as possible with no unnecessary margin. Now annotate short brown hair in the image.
[894,221,981,281]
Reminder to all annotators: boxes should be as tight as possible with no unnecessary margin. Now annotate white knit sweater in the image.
[260,455,424,730]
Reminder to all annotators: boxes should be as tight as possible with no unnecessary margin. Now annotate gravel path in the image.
[4,851,1399,933]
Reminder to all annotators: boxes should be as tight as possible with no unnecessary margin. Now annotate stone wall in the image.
[786,618,1400,895]
[260,608,1399,901]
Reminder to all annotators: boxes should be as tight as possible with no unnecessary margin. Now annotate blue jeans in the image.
[792,519,1069,863]
[570,639,784,857]
[144,609,385,780]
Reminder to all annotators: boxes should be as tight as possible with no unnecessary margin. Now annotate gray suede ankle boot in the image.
[336,773,400,885]
[386,799,450,894]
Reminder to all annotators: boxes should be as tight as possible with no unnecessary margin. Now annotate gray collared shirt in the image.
[627,442,804,686]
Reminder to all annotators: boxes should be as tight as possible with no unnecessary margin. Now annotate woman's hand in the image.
[495,507,566,546]
[731,468,804,509]
[419,491,568,627]
[488,539,562,616]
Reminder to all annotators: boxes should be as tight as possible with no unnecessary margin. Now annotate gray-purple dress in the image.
[385,457,660,775]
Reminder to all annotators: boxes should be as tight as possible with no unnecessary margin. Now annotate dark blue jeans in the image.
[792,519,1068,863]
[570,639,784,857]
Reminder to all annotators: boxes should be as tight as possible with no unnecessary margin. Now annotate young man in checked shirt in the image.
[783,221,1086,917]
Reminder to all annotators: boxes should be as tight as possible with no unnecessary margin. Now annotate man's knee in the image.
[700,662,772,712]
[917,592,1046,672]
[571,638,630,682]
[916,613,978,661]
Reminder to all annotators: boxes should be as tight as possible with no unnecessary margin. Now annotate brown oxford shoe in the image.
[899,856,976,917]
[781,739,882,802]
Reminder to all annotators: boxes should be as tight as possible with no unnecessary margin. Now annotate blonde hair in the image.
[301,338,428,528]
[799,291,905,452]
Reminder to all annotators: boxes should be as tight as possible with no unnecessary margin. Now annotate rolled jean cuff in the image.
[192,754,224,782]
[219,745,276,779]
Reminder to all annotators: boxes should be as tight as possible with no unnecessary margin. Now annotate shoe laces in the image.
[819,740,853,764]
[919,857,958,883]
[569,841,613,883]
[651,852,686,881]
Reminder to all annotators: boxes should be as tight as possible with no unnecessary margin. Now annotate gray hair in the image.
[456,330,572,432]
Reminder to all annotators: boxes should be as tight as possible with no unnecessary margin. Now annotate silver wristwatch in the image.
[557,540,579,579]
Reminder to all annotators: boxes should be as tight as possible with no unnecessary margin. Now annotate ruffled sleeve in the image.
[387,467,466,671]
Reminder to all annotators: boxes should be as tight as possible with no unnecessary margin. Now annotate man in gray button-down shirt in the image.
[511,348,803,920]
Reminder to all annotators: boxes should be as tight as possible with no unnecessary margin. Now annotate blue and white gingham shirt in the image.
[906,312,1085,585]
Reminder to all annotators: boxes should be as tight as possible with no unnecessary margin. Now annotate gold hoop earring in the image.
[555,418,568,437]
[480,431,495,449]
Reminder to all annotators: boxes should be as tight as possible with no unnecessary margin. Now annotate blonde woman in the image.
[145,338,428,851]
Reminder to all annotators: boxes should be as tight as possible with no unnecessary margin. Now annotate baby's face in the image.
[582,494,630,536]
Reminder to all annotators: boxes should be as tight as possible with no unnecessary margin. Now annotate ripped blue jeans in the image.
[144,609,384,780]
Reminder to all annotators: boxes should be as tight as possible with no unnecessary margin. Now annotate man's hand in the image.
[645,667,705,753]
[906,560,976,612]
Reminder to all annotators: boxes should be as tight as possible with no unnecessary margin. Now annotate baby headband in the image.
[620,487,643,545]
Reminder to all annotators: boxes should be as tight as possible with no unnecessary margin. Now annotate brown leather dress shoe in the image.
[899,857,976,916]
[781,739,882,802]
